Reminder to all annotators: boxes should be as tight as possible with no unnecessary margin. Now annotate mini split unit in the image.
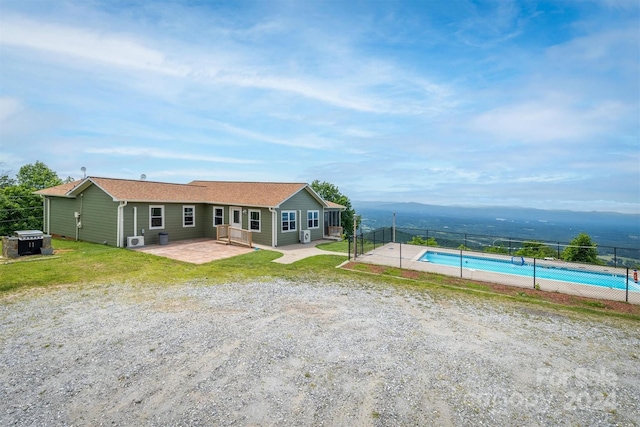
[299,230,311,244]
[127,236,145,247]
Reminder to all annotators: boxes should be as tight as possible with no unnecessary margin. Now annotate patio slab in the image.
[131,238,255,264]
[131,238,346,265]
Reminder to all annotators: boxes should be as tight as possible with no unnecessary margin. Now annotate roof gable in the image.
[34,179,84,197]
[189,181,326,208]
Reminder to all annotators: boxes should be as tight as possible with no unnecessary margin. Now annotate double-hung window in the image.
[150,205,164,229]
[281,211,296,232]
[307,210,319,229]
[213,207,224,226]
[249,210,261,232]
[183,205,195,227]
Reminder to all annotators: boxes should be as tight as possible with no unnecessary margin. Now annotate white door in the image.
[230,207,242,239]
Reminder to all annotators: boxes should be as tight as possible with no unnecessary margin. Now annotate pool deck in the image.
[356,243,640,304]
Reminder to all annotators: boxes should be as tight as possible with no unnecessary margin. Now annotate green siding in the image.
[76,185,119,245]
[125,203,206,246]
[203,205,215,238]
[276,189,324,246]
[205,205,230,240]
[246,207,272,246]
[48,197,80,238]
[45,183,325,248]
[46,185,118,245]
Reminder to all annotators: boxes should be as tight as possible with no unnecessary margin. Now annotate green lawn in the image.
[2,239,639,321]
[0,239,348,293]
[316,239,377,254]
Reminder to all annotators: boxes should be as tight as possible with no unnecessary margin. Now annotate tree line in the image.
[0,161,68,236]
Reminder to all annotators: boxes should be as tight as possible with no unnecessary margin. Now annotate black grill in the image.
[14,230,44,255]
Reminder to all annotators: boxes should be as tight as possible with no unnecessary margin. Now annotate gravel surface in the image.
[1,279,639,426]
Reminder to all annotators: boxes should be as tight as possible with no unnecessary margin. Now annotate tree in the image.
[0,161,62,235]
[562,233,601,264]
[515,241,557,259]
[311,180,356,237]
[408,235,438,246]
[0,169,15,189]
[485,245,509,254]
[17,161,63,190]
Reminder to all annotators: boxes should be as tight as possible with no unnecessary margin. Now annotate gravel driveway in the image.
[1,279,639,426]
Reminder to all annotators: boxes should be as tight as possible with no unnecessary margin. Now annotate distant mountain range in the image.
[353,201,640,255]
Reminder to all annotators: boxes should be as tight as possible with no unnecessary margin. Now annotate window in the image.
[183,205,195,227]
[213,207,224,226]
[281,211,296,232]
[149,205,164,229]
[249,210,261,232]
[307,210,319,229]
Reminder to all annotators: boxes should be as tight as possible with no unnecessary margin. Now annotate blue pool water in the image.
[419,251,638,291]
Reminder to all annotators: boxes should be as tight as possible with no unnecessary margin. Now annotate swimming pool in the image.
[419,251,638,291]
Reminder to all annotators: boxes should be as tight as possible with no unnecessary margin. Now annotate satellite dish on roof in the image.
[81,167,86,178]
[140,174,147,181]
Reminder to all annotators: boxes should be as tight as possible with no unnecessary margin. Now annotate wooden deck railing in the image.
[327,226,343,238]
[216,225,252,248]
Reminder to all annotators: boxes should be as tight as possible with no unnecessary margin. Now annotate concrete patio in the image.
[131,238,346,265]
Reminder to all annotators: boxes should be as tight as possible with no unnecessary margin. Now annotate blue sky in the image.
[0,0,638,213]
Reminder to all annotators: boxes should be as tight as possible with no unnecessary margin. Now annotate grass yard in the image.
[0,239,347,293]
[316,239,377,254]
[2,238,639,320]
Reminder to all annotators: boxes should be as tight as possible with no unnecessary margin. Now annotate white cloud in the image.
[0,16,189,76]
[0,97,23,122]
[546,27,639,67]
[469,101,622,143]
[85,147,260,165]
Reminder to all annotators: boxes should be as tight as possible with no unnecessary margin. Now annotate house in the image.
[35,177,345,248]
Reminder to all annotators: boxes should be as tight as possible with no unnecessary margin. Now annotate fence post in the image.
[614,247,617,268]
[557,242,560,259]
[348,237,351,260]
[626,268,629,303]
[533,257,536,289]
[460,248,463,278]
[399,242,402,269]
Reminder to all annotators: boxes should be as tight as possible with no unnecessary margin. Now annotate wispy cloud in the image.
[0,16,189,76]
[0,97,23,122]
[469,100,623,143]
[85,147,260,165]
[0,1,637,212]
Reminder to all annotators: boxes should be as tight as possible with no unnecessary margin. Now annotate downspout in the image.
[47,198,50,234]
[133,206,138,236]
[41,197,47,234]
[117,201,128,247]
[269,207,278,247]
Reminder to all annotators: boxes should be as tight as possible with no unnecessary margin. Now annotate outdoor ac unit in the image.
[127,236,145,247]
[300,230,311,244]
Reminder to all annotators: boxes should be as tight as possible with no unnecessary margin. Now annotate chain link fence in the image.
[347,227,640,304]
